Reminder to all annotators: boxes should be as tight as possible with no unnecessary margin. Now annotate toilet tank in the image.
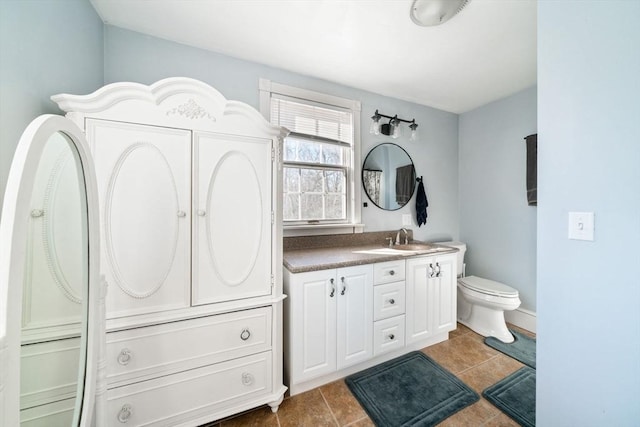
[436,241,466,277]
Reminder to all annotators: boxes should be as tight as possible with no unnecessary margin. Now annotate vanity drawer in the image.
[374,260,406,285]
[373,281,406,321]
[106,307,272,387]
[373,315,405,356]
[107,351,272,427]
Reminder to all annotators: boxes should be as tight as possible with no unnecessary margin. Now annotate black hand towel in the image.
[416,180,428,227]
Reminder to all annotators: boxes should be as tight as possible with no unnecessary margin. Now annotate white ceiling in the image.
[90,0,537,114]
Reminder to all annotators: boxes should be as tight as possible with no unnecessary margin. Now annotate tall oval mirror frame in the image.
[362,143,416,210]
[0,115,101,427]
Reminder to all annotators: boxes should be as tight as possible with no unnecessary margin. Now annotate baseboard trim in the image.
[505,307,537,333]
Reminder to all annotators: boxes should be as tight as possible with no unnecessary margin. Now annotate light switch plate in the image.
[568,212,594,241]
[402,214,412,226]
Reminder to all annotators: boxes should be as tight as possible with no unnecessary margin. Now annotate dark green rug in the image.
[345,351,479,426]
[483,366,536,427]
[484,329,536,368]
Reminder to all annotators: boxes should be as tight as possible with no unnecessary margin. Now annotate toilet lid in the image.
[458,276,519,297]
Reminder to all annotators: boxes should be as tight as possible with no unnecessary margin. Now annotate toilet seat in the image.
[458,276,519,298]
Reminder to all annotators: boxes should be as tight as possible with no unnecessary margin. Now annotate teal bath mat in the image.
[483,366,536,427]
[484,329,536,368]
[345,351,479,426]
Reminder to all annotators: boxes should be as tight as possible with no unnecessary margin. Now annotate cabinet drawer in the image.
[373,315,405,356]
[373,281,406,321]
[374,260,405,285]
[107,351,272,427]
[20,338,80,410]
[20,397,75,427]
[106,307,271,387]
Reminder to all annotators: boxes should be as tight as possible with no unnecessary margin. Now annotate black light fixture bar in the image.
[370,109,419,140]
[372,110,415,125]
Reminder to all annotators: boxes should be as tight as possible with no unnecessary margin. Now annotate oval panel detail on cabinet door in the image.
[106,143,180,298]
[86,119,192,318]
[193,132,272,305]
[206,150,262,286]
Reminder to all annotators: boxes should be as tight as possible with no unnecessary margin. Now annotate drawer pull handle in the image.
[117,349,132,366]
[428,263,435,278]
[340,276,346,295]
[177,210,186,217]
[117,404,132,423]
[240,328,251,341]
[389,269,395,276]
[329,278,335,297]
[197,209,206,217]
[388,298,395,305]
[242,372,255,386]
[435,262,442,277]
[388,334,395,340]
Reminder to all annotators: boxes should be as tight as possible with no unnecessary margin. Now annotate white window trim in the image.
[259,78,363,236]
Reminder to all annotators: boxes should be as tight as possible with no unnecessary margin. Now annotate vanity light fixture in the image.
[410,0,471,27]
[369,110,418,141]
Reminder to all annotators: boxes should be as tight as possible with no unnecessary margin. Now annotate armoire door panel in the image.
[192,132,272,305]
[22,136,85,337]
[86,119,192,319]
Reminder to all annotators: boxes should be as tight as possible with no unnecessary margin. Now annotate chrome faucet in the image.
[395,228,409,245]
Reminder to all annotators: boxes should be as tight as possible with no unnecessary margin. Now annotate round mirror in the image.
[362,143,416,210]
[1,115,100,427]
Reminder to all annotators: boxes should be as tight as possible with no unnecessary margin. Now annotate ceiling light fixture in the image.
[370,110,418,141]
[410,0,471,26]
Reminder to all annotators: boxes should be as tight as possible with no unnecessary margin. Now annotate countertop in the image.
[283,242,458,273]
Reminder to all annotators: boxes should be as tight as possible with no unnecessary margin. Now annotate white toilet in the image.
[438,241,521,343]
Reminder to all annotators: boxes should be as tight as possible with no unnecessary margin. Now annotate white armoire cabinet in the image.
[53,78,288,426]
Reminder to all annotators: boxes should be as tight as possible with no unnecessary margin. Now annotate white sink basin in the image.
[352,248,419,256]
[352,244,453,256]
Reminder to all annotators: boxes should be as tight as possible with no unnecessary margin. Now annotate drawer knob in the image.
[388,334,395,340]
[242,372,255,386]
[240,328,251,341]
[197,209,206,217]
[388,298,395,305]
[117,404,133,423]
[117,349,132,366]
[389,270,395,276]
[177,210,186,217]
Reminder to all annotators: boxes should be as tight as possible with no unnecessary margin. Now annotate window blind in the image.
[270,95,353,145]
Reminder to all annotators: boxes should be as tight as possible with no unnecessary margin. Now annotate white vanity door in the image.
[336,265,373,370]
[432,254,457,334]
[86,119,192,319]
[192,131,273,305]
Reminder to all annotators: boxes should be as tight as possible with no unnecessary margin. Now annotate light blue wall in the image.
[538,1,640,424]
[459,87,537,311]
[104,26,460,242]
[0,0,104,211]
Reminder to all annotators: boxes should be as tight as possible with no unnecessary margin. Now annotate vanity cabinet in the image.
[283,251,456,395]
[406,254,457,344]
[284,264,373,385]
[53,78,288,425]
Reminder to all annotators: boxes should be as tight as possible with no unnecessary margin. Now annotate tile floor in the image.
[206,323,535,427]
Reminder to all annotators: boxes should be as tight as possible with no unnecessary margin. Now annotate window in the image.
[260,80,362,232]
